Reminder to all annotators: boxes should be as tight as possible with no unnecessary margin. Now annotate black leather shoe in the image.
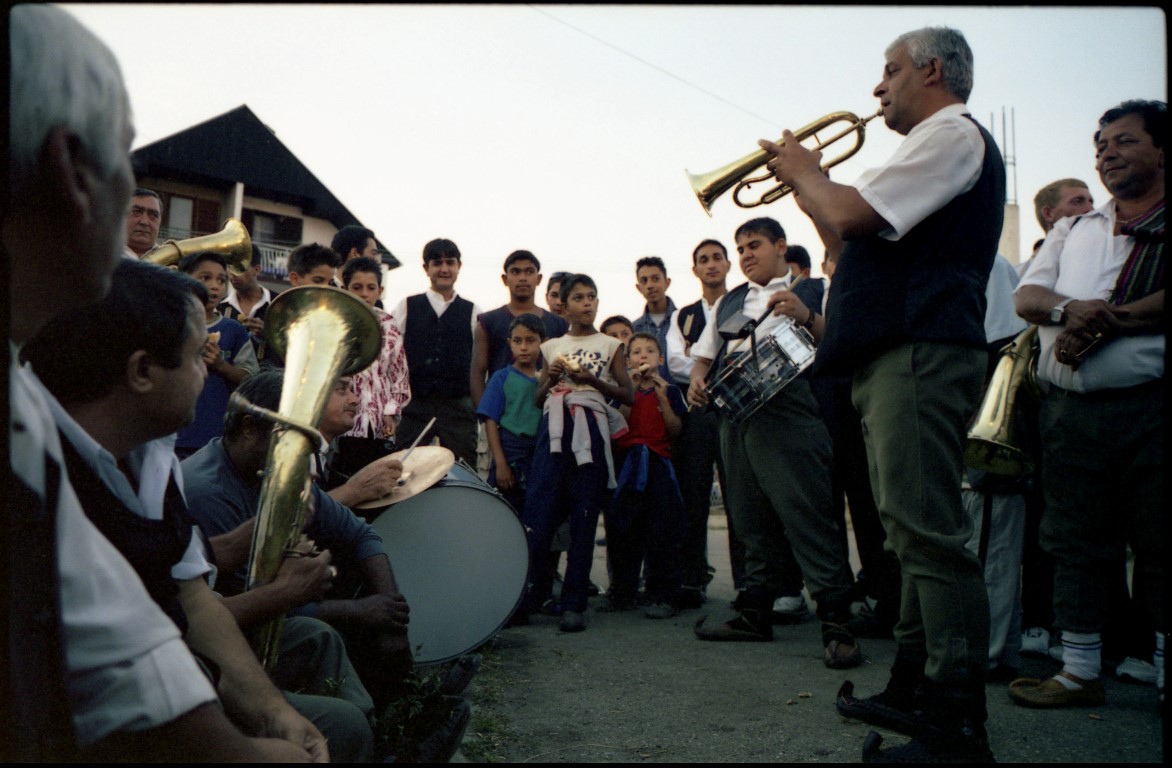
[412,696,472,764]
[436,654,481,696]
[861,723,994,763]
[836,680,926,736]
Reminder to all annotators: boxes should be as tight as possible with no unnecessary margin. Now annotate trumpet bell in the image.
[143,217,253,276]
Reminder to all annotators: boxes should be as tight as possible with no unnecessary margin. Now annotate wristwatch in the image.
[1049,297,1074,325]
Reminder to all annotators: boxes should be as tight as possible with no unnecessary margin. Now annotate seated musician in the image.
[315,373,404,509]
[181,371,414,711]
[686,216,861,670]
[22,259,373,761]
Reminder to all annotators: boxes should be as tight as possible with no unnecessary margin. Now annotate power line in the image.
[527,5,780,127]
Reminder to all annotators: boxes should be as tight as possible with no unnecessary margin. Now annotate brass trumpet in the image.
[686,109,883,216]
[143,217,253,276]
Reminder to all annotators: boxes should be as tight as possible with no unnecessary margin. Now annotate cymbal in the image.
[353,445,455,509]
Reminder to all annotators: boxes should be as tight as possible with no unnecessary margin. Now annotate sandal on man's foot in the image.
[823,621,863,669]
[694,611,772,642]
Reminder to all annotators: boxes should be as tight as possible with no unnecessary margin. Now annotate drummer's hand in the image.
[275,546,335,605]
[354,592,410,631]
[381,413,397,438]
[687,376,709,409]
[495,462,515,491]
[766,289,809,321]
[346,459,402,502]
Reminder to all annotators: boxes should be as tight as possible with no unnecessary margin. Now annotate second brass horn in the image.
[143,217,252,276]
[686,109,883,216]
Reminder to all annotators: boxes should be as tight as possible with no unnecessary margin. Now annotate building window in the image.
[167,196,194,239]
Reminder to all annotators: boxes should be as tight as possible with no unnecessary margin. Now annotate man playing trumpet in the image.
[761,25,1003,762]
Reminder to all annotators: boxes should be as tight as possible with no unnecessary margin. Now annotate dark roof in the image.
[132,105,399,268]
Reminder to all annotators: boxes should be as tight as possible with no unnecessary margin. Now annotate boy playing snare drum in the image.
[686,217,861,670]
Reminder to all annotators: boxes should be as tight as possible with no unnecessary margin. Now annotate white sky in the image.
[63,4,1166,320]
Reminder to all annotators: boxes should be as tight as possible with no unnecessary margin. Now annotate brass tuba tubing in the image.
[964,325,1040,476]
[143,217,253,276]
[243,286,382,670]
[686,109,883,216]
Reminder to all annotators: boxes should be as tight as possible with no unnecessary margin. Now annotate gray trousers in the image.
[1039,380,1163,636]
[962,489,1025,670]
[717,379,853,616]
[272,617,375,763]
[852,341,989,685]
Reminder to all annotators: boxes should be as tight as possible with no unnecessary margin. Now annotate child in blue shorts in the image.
[476,313,545,517]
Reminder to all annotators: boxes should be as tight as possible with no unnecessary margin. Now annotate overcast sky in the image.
[63,4,1166,320]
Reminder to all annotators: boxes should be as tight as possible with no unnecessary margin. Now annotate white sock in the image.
[1155,632,1165,692]
[1058,631,1101,684]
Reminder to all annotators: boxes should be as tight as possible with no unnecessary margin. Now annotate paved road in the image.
[456,510,1164,762]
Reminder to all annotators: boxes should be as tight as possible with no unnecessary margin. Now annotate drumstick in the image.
[395,417,436,486]
[682,314,694,339]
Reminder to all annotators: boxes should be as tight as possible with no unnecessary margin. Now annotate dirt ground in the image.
[452,509,1164,763]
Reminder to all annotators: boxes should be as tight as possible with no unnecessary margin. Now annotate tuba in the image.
[143,218,253,276]
[964,326,1040,476]
[236,285,381,669]
[686,109,883,216]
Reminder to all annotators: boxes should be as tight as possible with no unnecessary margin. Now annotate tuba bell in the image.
[235,285,382,669]
[964,326,1040,476]
[686,109,882,216]
[143,217,253,276]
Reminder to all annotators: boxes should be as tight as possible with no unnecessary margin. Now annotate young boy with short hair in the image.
[604,332,688,618]
[601,315,634,351]
[176,250,259,459]
[476,313,546,517]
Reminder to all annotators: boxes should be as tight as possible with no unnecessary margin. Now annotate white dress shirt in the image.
[390,288,483,336]
[666,295,721,384]
[691,275,795,363]
[9,353,216,746]
[853,103,984,241]
[1016,200,1164,392]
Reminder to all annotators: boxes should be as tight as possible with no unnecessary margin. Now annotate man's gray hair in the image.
[887,26,974,103]
[9,4,132,195]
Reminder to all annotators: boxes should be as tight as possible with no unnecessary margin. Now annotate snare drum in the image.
[369,461,528,664]
[707,320,817,423]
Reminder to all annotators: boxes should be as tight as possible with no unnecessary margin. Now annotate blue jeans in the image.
[522,409,610,614]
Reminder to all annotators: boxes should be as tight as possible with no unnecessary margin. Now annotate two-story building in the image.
[131,104,398,291]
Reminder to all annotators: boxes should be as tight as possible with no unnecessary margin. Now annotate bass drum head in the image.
[370,469,528,664]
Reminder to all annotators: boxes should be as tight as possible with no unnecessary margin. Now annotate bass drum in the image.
[370,461,528,665]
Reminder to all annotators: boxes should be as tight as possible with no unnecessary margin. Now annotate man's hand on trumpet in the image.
[760,130,824,187]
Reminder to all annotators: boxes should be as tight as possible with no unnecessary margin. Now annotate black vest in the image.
[815,116,1005,376]
[58,437,192,635]
[711,282,754,375]
[403,294,474,398]
[675,301,709,347]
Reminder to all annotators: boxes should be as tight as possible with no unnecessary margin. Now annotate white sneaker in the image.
[772,595,808,616]
[1116,657,1158,684]
[1021,627,1050,657]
